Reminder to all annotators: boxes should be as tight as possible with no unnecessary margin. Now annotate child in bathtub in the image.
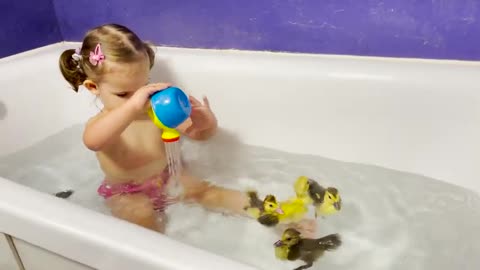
[58,23,315,234]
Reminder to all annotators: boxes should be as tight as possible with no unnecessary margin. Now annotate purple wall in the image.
[1,0,62,58]
[2,0,480,60]
[52,0,480,60]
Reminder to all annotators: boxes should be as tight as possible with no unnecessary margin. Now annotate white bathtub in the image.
[0,42,479,270]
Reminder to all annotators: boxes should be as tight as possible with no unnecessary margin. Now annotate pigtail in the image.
[59,49,87,92]
[143,41,156,69]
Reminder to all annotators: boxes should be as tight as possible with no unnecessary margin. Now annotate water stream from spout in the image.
[164,140,184,198]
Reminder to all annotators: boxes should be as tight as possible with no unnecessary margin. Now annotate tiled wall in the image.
[2,0,480,60]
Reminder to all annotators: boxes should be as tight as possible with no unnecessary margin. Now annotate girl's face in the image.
[89,55,150,112]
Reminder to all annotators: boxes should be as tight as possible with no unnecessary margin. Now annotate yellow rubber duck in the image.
[294,176,342,218]
[274,228,342,270]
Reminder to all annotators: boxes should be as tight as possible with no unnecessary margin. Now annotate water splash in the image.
[165,140,184,198]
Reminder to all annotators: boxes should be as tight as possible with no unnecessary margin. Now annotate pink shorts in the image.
[97,169,173,212]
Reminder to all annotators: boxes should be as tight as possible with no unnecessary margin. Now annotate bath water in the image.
[1,124,479,270]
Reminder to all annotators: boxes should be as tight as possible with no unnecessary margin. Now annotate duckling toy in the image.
[274,228,342,270]
[294,176,342,218]
[244,191,309,227]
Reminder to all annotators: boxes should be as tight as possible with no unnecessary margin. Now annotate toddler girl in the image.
[58,23,250,232]
[58,23,315,236]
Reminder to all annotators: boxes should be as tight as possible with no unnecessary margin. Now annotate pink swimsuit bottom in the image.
[97,169,174,212]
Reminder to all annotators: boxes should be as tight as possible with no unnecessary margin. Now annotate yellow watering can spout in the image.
[148,108,180,142]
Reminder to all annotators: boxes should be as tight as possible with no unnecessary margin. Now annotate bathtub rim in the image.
[0,177,256,270]
[3,41,480,66]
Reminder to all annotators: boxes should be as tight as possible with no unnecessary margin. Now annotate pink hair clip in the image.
[89,43,105,66]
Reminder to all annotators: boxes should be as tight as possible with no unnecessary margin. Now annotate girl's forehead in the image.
[107,58,149,76]
[102,60,150,90]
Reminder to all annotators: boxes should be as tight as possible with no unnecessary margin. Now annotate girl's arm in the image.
[177,117,218,141]
[83,82,171,151]
[83,102,137,151]
[177,95,218,141]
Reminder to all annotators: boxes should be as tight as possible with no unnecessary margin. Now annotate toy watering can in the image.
[147,87,192,142]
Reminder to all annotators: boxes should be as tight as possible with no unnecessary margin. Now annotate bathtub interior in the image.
[1,42,480,270]
[2,122,480,270]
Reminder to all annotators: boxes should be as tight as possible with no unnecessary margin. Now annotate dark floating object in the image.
[54,190,74,199]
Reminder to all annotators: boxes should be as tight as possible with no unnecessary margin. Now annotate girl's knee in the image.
[106,194,159,230]
[183,181,217,202]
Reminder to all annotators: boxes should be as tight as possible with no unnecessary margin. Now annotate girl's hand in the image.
[127,83,171,113]
[184,96,218,139]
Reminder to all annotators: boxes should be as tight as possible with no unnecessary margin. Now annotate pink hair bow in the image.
[89,43,105,66]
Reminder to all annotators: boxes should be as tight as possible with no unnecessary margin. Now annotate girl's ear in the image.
[83,80,99,95]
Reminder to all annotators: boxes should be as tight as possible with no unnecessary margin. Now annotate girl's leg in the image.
[179,173,316,236]
[179,173,250,216]
[106,193,166,232]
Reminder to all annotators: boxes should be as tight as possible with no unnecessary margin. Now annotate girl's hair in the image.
[59,23,156,92]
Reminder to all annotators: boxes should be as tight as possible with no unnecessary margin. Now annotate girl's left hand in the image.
[184,96,218,138]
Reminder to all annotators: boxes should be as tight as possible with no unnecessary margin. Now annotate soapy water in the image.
[1,124,480,270]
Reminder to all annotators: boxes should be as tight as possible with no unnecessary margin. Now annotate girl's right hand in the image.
[127,83,172,113]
